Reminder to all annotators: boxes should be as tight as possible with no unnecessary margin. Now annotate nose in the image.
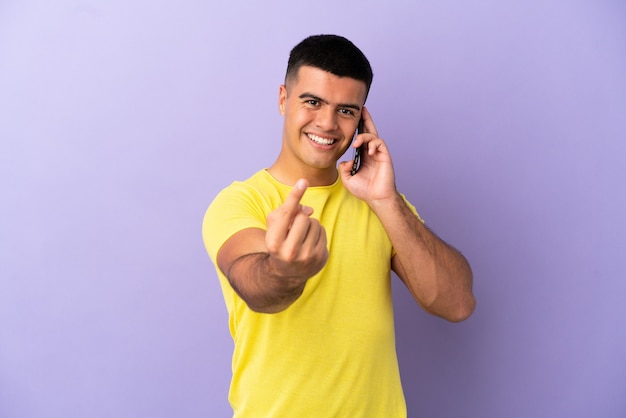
[314,107,338,132]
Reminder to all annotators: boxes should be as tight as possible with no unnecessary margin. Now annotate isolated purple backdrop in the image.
[1,0,625,417]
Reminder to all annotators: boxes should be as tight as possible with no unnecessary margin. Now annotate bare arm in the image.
[216,179,328,313]
[371,194,475,322]
[339,107,475,322]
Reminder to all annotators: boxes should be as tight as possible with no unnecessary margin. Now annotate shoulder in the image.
[209,170,288,215]
[202,170,284,260]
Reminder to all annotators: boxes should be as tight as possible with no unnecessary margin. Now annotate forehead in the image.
[287,66,367,104]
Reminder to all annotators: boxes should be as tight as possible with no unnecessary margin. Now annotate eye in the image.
[306,99,320,106]
[338,108,354,116]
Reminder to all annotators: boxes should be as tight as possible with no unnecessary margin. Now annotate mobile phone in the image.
[351,118,364,175]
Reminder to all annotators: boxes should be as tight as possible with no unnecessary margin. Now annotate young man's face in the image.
[278,65,367,180]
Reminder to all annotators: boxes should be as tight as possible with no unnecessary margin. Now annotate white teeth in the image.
[307,133,335,145]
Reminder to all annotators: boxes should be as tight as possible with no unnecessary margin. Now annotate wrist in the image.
[266,255,309,293]
[367,191,403,214]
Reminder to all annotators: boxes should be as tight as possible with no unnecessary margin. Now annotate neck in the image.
[267,162,338,187]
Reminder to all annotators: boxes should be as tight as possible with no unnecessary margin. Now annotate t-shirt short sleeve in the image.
[202,182,269,264]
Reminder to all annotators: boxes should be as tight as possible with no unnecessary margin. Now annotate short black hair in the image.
[285,34,373,97]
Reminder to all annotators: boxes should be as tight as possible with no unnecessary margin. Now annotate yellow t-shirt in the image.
[203,170,416,417]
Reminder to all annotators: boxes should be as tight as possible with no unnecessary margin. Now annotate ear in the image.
[278,85,287,115]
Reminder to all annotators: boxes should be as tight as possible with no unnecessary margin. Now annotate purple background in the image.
[1,0,625,417]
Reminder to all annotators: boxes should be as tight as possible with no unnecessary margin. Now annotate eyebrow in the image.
[298,93,362,112]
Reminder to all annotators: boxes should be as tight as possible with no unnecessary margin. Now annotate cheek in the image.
[287,109,313,130]
[341,121,358,140]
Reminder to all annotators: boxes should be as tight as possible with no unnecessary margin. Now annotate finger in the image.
[298,219,328,263]
[361,106,379,137]
[337,160,353,178]
[284,178,308,211]
[284,204,314,231]
[366,138,389,156]
[300,205,314,217]
[300,218,322,247]
[352,130,376,149]
[268,179,309,238]
[318,223,327,248]
[282,212,314,256]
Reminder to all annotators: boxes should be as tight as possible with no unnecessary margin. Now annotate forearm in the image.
[225,252,307,314]
[370,193,475,322]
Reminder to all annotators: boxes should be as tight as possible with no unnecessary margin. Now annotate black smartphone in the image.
[351,118,365,175]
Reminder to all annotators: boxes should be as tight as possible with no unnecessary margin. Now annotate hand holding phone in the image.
[350,118,365,176]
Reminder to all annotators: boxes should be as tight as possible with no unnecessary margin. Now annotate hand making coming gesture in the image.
[216,178,328,313]
[265,179,329,282]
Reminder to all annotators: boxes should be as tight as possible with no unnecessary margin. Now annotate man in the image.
[203,34,475,417]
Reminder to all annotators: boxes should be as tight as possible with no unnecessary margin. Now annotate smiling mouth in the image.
[307,133,336,146]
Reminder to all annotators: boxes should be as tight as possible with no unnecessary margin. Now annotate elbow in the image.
[420,291,476,323]
[445,265,476,322]
[445,294,476,323]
